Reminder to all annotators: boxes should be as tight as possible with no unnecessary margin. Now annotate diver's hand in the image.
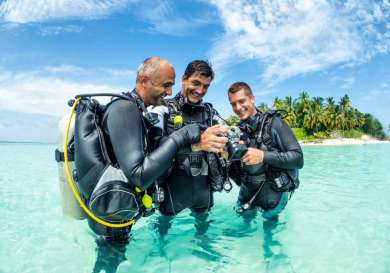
[191,125,229,153]
[242,147,264,165]
[221,149,229,160]
[170,124,201,148]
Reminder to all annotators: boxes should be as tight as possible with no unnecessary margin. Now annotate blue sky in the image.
[0,0,390,141]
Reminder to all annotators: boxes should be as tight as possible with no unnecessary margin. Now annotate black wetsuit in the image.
[88,91,200,235]
[229,111,303,213]
[151,93,220,216]
[89,91,201,273]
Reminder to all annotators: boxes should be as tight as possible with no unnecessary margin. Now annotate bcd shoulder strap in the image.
[256,111,281,149]
[166,98,181,115]
[204,102,217,126]
[255,110,300,193]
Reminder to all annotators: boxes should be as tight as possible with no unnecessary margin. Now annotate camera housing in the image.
[226,126,248,161]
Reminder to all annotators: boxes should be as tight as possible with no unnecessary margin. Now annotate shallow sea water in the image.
[1,143,390,273]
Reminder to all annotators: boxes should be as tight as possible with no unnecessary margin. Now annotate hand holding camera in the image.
[191,125,229,153]
[242,147,264,165]
[225,126,248,161]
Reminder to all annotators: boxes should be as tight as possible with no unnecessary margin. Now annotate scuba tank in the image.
[56,114,86,220]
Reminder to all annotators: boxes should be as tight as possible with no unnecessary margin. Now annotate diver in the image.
[226,81,304,222]
[149,60,229,238]
[58,57,203,273]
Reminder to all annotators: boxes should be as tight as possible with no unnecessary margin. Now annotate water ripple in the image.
[1,143,390,273]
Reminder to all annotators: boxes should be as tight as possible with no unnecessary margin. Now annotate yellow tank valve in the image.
[173,115,183,126]
[142,193,153,208]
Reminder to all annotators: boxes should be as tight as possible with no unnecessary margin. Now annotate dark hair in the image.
[183,60,214,81]
[228,81,253,96]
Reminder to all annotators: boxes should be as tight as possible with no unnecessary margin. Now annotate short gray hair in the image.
[136,57,168,83]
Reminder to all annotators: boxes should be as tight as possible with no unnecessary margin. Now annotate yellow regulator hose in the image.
[64,98,136,228]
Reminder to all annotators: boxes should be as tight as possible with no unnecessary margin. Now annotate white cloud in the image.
[341,77,356,90]
[362,88,390,101]
[253,88,276,97]
[135,0,217,36]
[0,0,216,36]
[42,65,86,74]
[145,16,213,37]
[99,68,135,78]
[0,66,134,116]
[360,77,390,101]
[40,65,135,79]
[209,0,390,85]
[0,0,135,24]
[39,25,83,36]
[331,75,356,90]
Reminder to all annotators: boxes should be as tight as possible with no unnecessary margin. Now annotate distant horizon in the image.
[0,140,56,144]
[1,89,389,143]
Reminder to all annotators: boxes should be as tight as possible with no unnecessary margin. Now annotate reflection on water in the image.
[221,209,259,238]
[262,218,295,273]
[152,210,223,264]
[221,209,296,273]
[92,234,129,273]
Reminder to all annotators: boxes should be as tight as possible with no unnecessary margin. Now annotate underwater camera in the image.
[226,126,248,161]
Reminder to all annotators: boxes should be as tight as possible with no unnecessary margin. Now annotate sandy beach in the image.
[300,135,390,146]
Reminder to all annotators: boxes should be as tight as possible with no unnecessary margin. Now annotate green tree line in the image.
[226,91,387,140]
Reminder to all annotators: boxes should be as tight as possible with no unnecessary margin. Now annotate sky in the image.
[0,0,389,142]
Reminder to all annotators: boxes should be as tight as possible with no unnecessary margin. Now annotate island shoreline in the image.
[300,138,390,146]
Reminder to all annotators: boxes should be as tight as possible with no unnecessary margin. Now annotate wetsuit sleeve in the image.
[105,100,181,190]
[263,117,304,169]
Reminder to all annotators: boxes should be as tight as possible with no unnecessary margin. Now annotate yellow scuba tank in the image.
[56,114,86,220]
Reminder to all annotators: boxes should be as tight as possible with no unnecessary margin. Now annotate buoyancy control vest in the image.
[239,111,300,192]
[55,92,156,229]
[164,93,230,192]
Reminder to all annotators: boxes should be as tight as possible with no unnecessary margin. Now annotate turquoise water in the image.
[1,143,390,273]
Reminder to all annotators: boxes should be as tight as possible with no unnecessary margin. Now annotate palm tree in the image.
[335,111,347,130]
[272,97,284,110]
[294,91,311,128]
[336,94,353,130]
[283,96,297,127]
[257,102,269,113]
[298,91,310,102]
[303,98,324,133]
[323,97,337,130]
[362,113,386,139]
[353,109,366,128]
[339,94,352,110]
